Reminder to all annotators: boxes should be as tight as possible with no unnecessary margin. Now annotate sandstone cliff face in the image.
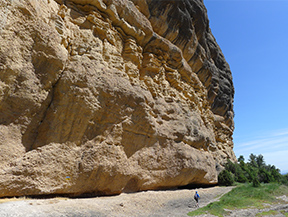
[0,0,235,197]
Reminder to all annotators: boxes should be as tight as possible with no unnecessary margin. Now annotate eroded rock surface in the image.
[0,0,235,197]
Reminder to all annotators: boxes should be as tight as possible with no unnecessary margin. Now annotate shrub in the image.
[218,169,234,186]
[219,154,286,186]
[225,159,237,174]
[259,168,273,183]
[237,173,248,183]
[271,168,282,183]
[252,177,260,187]
[281,174,288,185]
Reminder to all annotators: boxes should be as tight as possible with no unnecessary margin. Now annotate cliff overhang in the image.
[0,0,235,197]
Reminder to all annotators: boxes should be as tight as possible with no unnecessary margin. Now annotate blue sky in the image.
[204,0,288,174]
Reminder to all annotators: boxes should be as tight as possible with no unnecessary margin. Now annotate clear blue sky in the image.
[204,0,288,174]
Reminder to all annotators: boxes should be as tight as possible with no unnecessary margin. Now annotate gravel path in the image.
[0,186,234,217]
[1,186,287,217]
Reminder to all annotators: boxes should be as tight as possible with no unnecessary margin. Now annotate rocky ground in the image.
[0,186,287,217]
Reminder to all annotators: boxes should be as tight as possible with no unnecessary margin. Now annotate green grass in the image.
[256,210,279,216]
[188,183,288,217]
[281,210,288,217]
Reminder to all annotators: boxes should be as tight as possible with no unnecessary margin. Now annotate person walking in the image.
[194,191,200,207]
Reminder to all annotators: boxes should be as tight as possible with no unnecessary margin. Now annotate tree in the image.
[271,168,282,182]
[219,153,287,186]
[218,169,234,186]
[256,154,265,168]
[258,168,273,183]
[225,159,237,174]
[248,153,257,168]
[227,160,246,183]
[246,164,257,182]
[238,155,245,162]
[281,174,288,185]
[252,177,260,187]
[237,173,248,183]
[265,164,273,172]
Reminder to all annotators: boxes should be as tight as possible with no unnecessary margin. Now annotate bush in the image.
[218,154,286,186]
[237,173,248,183]
[218,169,234,186]
[252,177,260,187]
[259,168,273,183]
[225,159,237,174]
[271,168,282,183]
[281,174,288,185]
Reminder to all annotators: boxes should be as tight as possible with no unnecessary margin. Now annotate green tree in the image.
[281,174,288,185]
[246,164,257,182]
[221,153,287,186]
[271,168,282,182]
[218,170,234,186]
[224,159,246,183]
[225,159,237,174]
[238,155,245,162]
[248,154,258,168]
[237,173,248,183]
[252,176,260,187]
[256,154,265,168]
[265,164,273,172]
[258,168,273,183]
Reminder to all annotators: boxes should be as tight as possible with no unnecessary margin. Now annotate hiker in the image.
[194,191,200,207]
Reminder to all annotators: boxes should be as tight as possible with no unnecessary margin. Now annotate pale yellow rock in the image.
[0,0,235,197]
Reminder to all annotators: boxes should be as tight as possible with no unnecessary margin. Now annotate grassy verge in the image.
[281,210,288,217]
[256,210,279,216]
[188,183,288,217]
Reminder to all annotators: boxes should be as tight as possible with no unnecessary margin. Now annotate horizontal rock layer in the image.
[0,0,235,197]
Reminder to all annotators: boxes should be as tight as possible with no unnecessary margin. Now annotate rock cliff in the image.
[0,0,236,197]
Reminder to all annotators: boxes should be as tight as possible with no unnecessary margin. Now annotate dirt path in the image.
[1,186,286,217]
[0,186,234,217]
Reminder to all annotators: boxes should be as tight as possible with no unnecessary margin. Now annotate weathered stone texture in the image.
[0,0,235,197]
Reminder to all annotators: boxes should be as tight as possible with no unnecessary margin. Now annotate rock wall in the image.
[0,0,235,197]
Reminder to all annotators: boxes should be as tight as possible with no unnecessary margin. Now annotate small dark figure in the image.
[194,191,200,207]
